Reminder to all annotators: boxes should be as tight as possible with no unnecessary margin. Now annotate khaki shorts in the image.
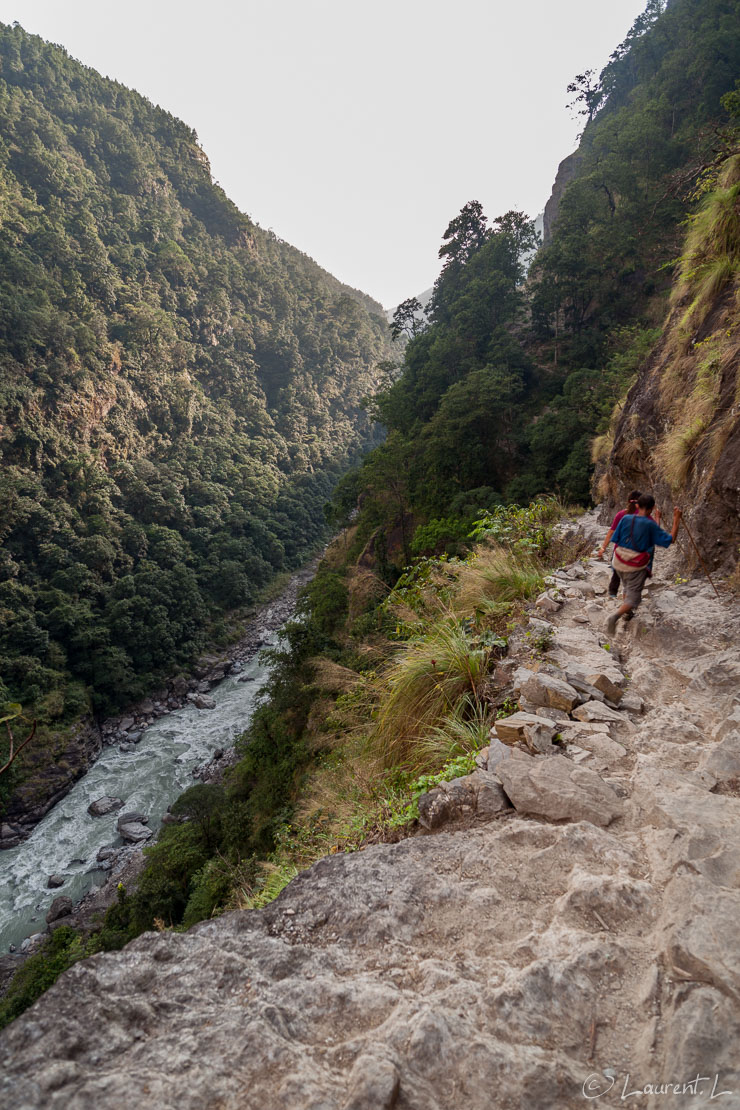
[614,566,649,608]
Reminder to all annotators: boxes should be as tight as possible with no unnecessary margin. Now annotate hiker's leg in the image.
[608,569,620,598]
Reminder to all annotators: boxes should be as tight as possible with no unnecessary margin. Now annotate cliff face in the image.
[3,526,740,1108]
[596,152,740,569]
[541,150,582,245]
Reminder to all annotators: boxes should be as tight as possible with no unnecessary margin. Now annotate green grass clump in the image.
[371,618,492,771]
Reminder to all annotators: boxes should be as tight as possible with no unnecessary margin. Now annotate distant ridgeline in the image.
[349,0,740,570]
[0,23,391,720]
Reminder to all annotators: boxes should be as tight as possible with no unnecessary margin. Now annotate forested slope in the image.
[0,22,391,732]
[346,0,740,574]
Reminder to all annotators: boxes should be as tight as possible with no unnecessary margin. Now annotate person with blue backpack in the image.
[605,494,682,636]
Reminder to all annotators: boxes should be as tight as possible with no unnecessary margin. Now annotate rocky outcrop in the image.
[542,150,583,245]
[596,154,740,571]
[2,532,740,1108]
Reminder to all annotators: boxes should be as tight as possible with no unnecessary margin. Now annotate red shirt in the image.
[610,509,655,531]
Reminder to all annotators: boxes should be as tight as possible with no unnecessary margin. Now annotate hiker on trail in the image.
[605,494,681,636]
[597,491,662,598]
[597,489,642,598]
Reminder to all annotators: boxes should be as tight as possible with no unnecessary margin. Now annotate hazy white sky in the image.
[0,1,647,307]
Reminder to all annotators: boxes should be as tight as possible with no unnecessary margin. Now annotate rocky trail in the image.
[2,513,740,1110]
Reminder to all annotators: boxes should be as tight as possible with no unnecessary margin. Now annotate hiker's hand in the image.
[674,508,682,522]
[596,548,604,560]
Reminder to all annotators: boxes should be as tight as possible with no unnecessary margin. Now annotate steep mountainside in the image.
[0,23,391,741]
[598,148,740,566]
[344,0,740,573]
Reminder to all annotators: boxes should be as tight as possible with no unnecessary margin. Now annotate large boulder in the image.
[88,796,124,817]
[45,896,73,924]
[118,821,152,844]
[117,812,148,829]
[497,754,624,827]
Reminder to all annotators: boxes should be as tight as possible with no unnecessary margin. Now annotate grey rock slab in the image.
[342,1053,400,1110]
[663,875,740,1000]
[714,706,740,742]
[572,700,626,724]
[535,590,563,613]
[119,717,135,732]
[619,691,644,714]
[118,821,153,844]
[47,874,65,888]
[521,672,580,712]
[88,796,124,817]
[486,736,514,771]
[497,754,624,826]
[562,731,628,765]
[117,811,148,828]
[699,731,740,787]
[417,771,511,829]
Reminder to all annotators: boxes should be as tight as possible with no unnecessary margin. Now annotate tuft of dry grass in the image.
[452,545,543,619]
[370,618,492,771]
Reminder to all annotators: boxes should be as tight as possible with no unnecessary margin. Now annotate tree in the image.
[390,298,425,341]
[566,70,605,123]
[438,200,490,268]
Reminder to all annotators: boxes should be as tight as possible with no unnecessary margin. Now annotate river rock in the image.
[117,811,148,829]
[88,796,124,817]
[119,717,135,732]
[139,699,155,715]
[47,874,65,889]
[45,896,73,924]
[170,676,189,698]
[97,847,118,862]
[497,754,624,826]
[118,822,152,844]
[118,742,135,753]
[193,694,216,710]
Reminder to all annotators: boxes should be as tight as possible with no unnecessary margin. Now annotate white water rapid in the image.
[0,623,284,953]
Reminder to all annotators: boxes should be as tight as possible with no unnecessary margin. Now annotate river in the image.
[0,567,311,955]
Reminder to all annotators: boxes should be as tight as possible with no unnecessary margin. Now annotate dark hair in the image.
[626,489,641,511]
[638,493,655,512]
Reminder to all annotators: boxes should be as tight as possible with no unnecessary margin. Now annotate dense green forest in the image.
[0,22,391,730]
